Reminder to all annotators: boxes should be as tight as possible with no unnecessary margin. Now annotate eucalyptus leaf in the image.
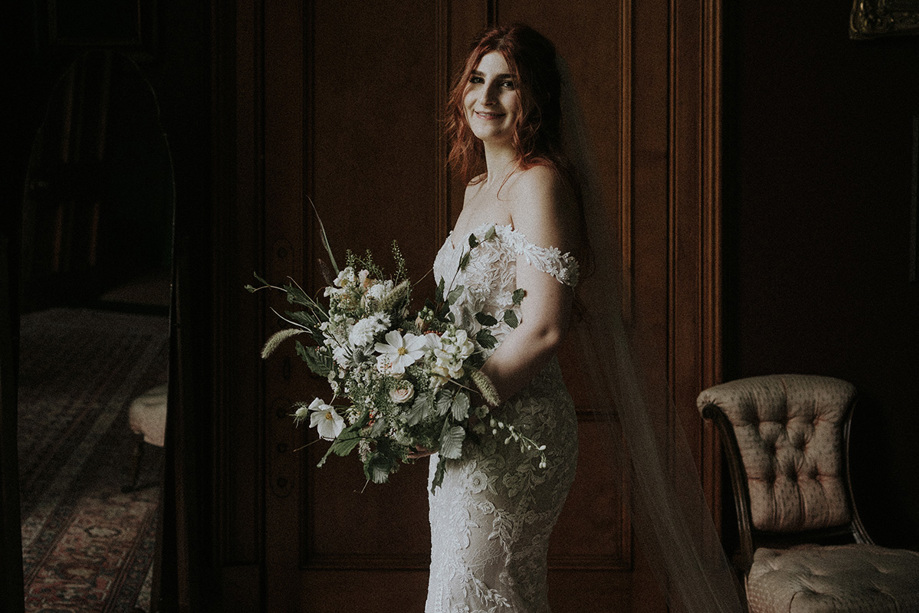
[503,309,519,329]
[483,225,497,241]
[512,288,526,305]
[458,251,471,270]
[468,233,479,249]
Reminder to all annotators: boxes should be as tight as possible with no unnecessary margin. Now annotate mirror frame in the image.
[850,0,919,39]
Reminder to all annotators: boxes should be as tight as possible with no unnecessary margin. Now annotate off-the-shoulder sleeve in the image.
[498,225,580,287]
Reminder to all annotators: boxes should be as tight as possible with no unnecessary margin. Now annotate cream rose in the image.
[389,381,415,404]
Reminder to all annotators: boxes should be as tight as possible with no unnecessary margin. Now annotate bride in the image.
[420,23,583,612]
[419,21,744,613]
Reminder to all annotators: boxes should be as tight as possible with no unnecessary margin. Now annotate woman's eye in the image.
[500,80,516,89]
[469,75,484,84]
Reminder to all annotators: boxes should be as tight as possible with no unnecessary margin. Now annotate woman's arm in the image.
[479,165,577,403]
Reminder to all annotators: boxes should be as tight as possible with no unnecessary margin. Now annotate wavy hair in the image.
[446,23,573,187]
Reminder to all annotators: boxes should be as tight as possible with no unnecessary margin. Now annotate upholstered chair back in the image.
[697,374,856,534]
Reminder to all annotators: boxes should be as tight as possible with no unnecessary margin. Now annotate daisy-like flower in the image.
[374,330,427,375]
[295,398,345,441]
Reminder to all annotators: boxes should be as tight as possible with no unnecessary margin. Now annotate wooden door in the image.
[212,0,724,610]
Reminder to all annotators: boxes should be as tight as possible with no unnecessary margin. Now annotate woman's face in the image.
[463,51,520,147]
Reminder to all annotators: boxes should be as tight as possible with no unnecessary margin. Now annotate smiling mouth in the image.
[474,111,505,120]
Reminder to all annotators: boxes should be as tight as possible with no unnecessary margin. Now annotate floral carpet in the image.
[18,308,169,612]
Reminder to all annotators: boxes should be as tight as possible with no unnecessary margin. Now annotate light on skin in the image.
[463,51,521,151]
[410,51,577,461]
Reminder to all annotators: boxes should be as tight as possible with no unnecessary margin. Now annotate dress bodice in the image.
[432,223,579,355]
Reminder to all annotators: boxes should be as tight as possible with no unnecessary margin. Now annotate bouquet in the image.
[247,226,546,491]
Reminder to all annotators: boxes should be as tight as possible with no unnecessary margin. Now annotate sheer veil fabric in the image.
[557,57,744,612]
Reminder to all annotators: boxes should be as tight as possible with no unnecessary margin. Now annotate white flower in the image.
[374,330,427,375]
[365,280,392,302]
[332,346,350,368]
[389,380,415,404]
[347,313,391,349]
[433,326,475,379]
[333,267,356,288]
[429,364,451,392]
[296,398,345,441]
[375,353,396,375]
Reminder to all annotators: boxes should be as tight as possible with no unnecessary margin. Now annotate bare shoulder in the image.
[508,165,567,202]
[507,165,578,249]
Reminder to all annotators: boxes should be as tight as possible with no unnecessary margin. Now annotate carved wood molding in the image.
[668,0,724,516]
[619,0,635,324]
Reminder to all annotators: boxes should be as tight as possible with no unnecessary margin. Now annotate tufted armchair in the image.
[698,374,919,612]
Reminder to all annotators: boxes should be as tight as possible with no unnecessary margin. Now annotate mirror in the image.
[18,50,173,611]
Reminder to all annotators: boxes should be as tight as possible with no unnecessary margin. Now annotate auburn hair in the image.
[446,23,574,188]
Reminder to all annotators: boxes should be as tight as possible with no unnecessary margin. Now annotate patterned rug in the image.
[18,308,169,613]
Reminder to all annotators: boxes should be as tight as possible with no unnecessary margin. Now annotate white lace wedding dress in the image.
[426,223,580,613]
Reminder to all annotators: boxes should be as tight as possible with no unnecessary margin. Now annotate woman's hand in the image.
[407,446,434,459]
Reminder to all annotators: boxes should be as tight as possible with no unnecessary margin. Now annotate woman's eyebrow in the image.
[470,69,516,79]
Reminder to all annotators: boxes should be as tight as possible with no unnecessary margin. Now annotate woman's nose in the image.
[481,84,498,104]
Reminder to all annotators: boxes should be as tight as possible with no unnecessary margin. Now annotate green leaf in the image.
[436,277,446,301]
[458,250,471,271]
[308,196,339,274]
[439,424,466,460]
[468,233,479,249]
[475,312,498,327]
[431,459,447,492]
[283,283,314,307]
[512,288,526,305]
[503,309,519,329]
[476,328,497,350]
[436,389,455,416]
[365,452,396,484]
[482,225,497,241]
[451,392,470,421]
[288,310,321,328]
[406,392,433,426]
[446,285,465,306]
[328,432,361,457]
[369,416,388,436]
[295,341,332,377]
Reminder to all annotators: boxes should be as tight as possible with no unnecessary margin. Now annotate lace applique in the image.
[490,225,580,287]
